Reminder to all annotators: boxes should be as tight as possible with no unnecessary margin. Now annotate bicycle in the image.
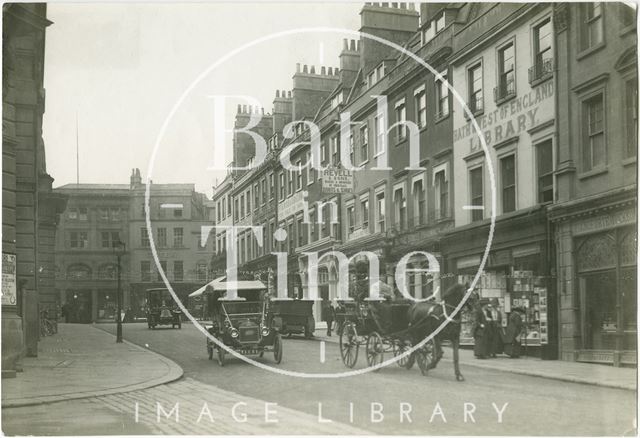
[40,310,56,337]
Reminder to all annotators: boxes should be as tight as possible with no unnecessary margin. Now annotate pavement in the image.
[313,325,637,392]
[1,324,183,408]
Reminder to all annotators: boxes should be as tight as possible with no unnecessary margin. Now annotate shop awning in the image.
[187,276,226,298]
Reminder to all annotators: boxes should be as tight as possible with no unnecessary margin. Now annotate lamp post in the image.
[113,240,126,343]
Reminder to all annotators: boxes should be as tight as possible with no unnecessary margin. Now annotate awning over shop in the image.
[187,276,226,298]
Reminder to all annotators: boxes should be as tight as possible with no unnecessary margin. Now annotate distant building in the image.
[53,169,214,323]
[53,184,130,323]
[2,4,67,376]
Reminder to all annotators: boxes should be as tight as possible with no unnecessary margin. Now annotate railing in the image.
[464,96,483,119]
[528,58,554,84]
[494,78,516,102]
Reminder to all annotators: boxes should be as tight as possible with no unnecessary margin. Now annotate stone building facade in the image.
[2,4,67,375]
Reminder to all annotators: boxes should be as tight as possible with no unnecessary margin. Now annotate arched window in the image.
[67,264,92,280]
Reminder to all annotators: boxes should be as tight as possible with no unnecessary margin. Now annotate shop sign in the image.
[454,81,554,153]
[572,208,636,235]
[321,167,353,194]
[278,190,306,222]
[2,253,17,306]
[456,254,481,270]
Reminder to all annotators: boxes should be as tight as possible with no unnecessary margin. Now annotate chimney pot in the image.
[288,91,292,98]
[262,107,264,114]
[321,66,326,75]
[311,65,316,74]
[400,2,406,8]
[343,38,348,50]
[303,64,308,73]
[392,2,398,8]
[296,63,301,73]
[276,90,280,98]
[242,104,247,113]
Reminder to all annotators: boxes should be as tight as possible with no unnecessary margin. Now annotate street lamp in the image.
[112,240,126,343]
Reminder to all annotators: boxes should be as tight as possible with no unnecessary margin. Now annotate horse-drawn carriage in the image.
[203,280,283,366]
[337,282,473,380]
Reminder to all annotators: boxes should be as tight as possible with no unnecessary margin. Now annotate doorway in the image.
[64,290,92,323]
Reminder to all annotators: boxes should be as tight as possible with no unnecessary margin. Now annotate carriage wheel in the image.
[339,322,359,368]
[416,339,436,376]
[273,334,283,364]
[217,348,226,367]
[393,341,411,368]
[366,332,384,371]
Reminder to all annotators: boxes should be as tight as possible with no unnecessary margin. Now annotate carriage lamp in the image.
[261,326,270,337]
[230,328,239,338]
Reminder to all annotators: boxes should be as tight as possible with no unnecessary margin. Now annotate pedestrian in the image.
[473,299,490,359]
[321,297,335,336]
[504,307,525,358]
[488,298,504,357]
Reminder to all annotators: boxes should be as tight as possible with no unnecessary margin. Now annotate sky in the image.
[43,2,365,196]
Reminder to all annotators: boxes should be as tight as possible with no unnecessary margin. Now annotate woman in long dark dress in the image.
[473,300,491,359]
[503,307,524,358]
[488,298,504,357]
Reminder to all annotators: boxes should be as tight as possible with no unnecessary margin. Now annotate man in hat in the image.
[504,307,525,358]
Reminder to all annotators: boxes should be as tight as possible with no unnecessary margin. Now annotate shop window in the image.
[582,93,606,171]
[625,78,638,158]
[581,2,604,51]
[496,43,516,101]
[531,18,553,83]
[173,261,183,282]
[470,167,484,221]
[536,140,554,203]
[467,62,483,114]
[501,155,516,213]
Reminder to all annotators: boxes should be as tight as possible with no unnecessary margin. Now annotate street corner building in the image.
[211,2,637,366]
[2,4,68,377]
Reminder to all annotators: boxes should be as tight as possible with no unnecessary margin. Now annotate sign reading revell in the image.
[322,167,354,193]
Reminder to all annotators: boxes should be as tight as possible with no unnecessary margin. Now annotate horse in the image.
[407,283,477,381]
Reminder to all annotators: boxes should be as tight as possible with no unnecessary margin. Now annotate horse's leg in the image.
[453,335,464,381]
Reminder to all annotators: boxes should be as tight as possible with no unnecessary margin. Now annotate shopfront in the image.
[443,206,557,359]
[551,198,637,366]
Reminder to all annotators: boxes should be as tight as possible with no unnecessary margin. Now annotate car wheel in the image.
[273,334,283,364]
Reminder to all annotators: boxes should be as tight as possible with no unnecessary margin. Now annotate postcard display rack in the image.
[458,270,549,347]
